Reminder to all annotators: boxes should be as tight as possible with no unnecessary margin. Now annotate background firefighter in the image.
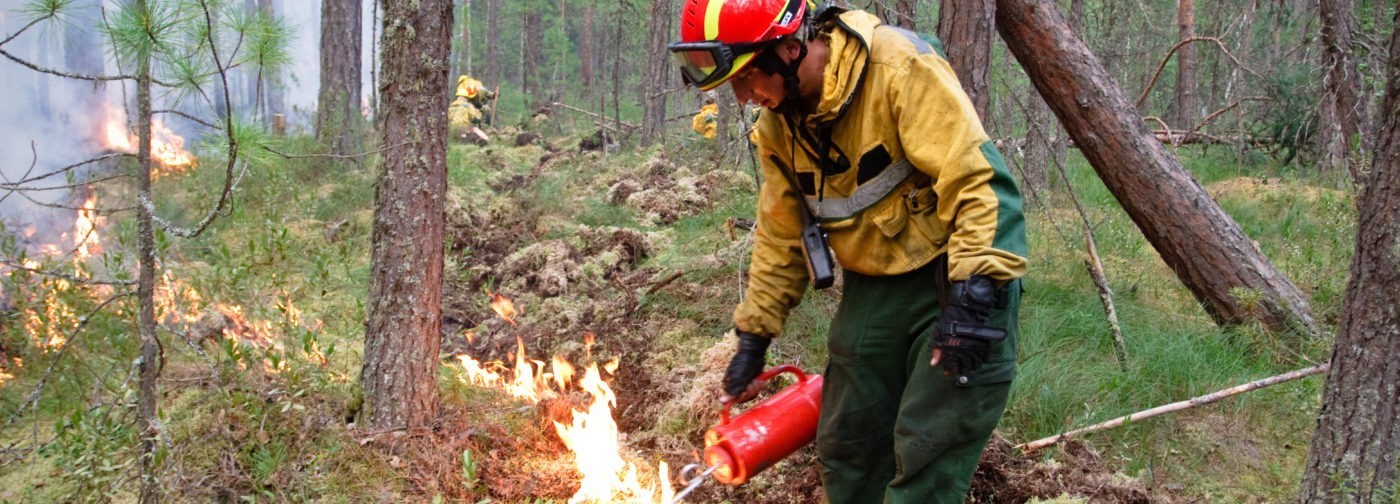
[449,75,496,141]
[669,0,1028,502]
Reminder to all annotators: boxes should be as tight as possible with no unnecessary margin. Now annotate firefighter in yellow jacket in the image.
[670,1,1027,502]
[450,75,495,128]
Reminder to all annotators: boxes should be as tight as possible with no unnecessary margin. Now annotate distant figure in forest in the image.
[669,0,1027,502]
[692,100,719,139]
[450,75,496,144]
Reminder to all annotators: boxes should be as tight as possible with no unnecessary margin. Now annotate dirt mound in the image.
[970,434,1179,503]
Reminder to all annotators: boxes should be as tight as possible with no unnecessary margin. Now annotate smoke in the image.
[0,0,378,250]
[280,0,379,130]
[0,0,120,246]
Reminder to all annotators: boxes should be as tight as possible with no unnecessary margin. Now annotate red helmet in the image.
[668,0,808,91]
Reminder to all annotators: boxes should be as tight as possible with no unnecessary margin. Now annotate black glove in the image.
[931,275,1007,377]
[721,330,770,402]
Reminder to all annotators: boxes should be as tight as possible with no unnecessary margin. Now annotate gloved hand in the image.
[721,330,771,404]
[930,275,1007,377]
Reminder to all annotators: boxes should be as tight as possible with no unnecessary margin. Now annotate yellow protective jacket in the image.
[733,9,1028,338]
[692,103,719,139]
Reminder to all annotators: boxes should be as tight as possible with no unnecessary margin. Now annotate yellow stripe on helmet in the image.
[703,0,725,40]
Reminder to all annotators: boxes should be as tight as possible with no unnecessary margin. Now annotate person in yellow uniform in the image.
[669,1,1027,502]
[692,101,719,139]
[450,75,495,127]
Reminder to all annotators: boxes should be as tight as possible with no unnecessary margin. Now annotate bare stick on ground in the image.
[1017,364,1329,453]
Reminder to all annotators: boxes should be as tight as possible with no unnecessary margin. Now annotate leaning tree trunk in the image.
[316,0,363,156]
[937,0,995,120]
[360,0,452,430]
[995,0,1319,336]
[1300,9,1400,502]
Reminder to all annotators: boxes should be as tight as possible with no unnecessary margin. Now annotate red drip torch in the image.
[702,365,824,485]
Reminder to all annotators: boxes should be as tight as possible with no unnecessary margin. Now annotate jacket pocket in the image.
[871,194,909,238]
[905,185,947,248]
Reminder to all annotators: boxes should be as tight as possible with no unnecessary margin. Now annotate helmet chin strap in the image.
[752,39,810,116]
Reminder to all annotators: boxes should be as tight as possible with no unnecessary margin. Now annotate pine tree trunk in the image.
[316,0,363,155]
[464,0,473,77]
[522,9,542,106]
[579,5,594,90]
[894,0,918,28]
[485,0,499,89]
[1022,88,1053,204]
[1300,10,1400,501]
[1318,0,1367,177]
[360,0,452,430]
[641,0,673,145]
[1174,0,1196,130]
[937,0,995,120]
[996,0,1320,335]
[134,3,161,502]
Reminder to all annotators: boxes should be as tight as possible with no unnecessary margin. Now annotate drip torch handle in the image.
[719,365,810,424]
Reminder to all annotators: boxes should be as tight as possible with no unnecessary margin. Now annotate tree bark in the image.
[1021,87,1053,202]
[458,0,472,78]
[522,8,542,106]
[134,3,161,502]
[1173,0,1197,130]
[995,0,1319,336]
[937,0,995,120]
[316,0,363,155]
[361,0,452,430]
[893,0,918,29]
[579,5,594,90]
[1318,0,1367,178]
[640,0,673,145]
[1300,9,1400,502]
[485,0,499,89]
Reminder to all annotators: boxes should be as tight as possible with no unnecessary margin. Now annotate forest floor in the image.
[378,129,1186,503]
[1,122,1336,503]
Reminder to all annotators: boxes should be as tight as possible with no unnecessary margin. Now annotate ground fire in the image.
[454,292,675,503]
[100,105,196,175]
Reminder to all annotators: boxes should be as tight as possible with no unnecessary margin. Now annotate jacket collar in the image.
[809,10,880,124]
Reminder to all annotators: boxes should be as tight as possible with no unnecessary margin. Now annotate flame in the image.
[552,363,661,503]
[99,108,196,174]
[150,121,195,170]
[104,120,134,151]
[455,337,554,402]
[19,272,77,350]
[72,194,103,260]
[452,334,671,502]
[488,290,517,325]
[155,270,205,325]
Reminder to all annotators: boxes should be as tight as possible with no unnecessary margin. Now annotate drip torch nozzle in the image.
[668,463,720,503]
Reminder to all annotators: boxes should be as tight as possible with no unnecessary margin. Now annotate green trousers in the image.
[816,257,1020,504]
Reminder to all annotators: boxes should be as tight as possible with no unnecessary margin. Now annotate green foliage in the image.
[39,404,138,501]
[1257,67,1320,164]
[461,449,480,490]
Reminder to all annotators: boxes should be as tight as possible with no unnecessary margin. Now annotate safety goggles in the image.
[667,39,779,90]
